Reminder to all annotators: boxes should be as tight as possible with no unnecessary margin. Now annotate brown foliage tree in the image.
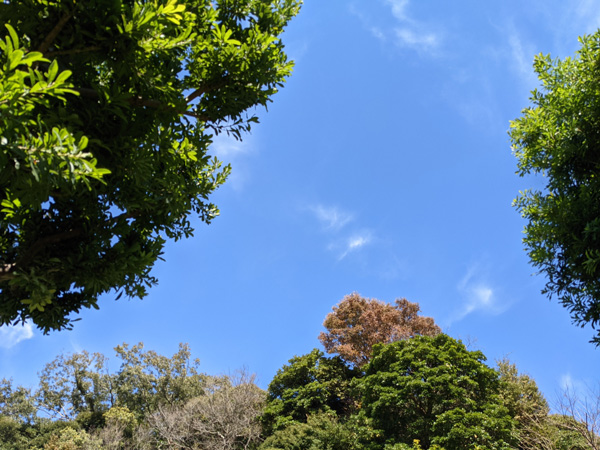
[318,293,441,367]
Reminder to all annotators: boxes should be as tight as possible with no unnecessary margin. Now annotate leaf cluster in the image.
[0,0,300,332]
[511,30,600,344]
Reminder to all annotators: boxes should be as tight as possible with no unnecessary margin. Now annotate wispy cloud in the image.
[505,26,538,89]
[211,133,249,159]
[337,232,372,260]
[560,373,586,392]
[449,265,509,324]
[305,203,375,261]
[209,133,254,190]
[0,322,34,349]
[385,0,410,21]
[395,28,439,51]
[352,0,442,54]
[309,204,354,231]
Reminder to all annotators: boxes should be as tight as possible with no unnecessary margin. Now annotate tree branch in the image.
[0,264,16,282]
[185,77,230,104]
[37,12,73,54]
[74,87,212,122]
[17,228,84,270]
[46,46,101,57]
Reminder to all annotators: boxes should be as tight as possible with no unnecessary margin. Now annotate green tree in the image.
[36,350,114,423]
[0,0,300,333]
[113,342,210,420]
[0,378,37,424]
[260,412,363,450]
[357,334,516,450]
[35,342,211,425]
[510,30,600,344]
[261,349,359,436]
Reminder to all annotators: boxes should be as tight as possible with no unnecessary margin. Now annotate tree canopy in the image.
[357,334,516,450]
[0,0,300,333]
[511,30,600,344]
[261,349,359,436]
[318,293,440,367]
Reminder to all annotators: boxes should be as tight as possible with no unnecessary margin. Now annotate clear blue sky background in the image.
[2,0,600,407]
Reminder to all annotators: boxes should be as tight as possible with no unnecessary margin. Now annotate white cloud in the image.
[506,27,538,89]
[350,0,442,54]
[370,26,386,42]
[395,28,439,50]
[385,0,410,21]
[209,133,254,190]
[383,0,441,54]
[309,204,354,231]
[448,265,509,324]
[0,322,34,349]
[210,133,249,159]
[337,232,372,260]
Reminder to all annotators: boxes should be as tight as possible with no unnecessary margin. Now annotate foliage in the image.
[261,349,359,436]
[510,30,600,344]
[318,293,441,367]
[0,378,37,423]
[496,359,550,449]
[43,426,102,450]
[36,342,210,423]
[357,334,516,450]
[260,412,362,450]
[140,370,264,450]
[36,350,113,422]
[113,342,210,419]
[0,0,301,333]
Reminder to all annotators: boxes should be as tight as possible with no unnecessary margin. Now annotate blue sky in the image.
[2,0,600,408]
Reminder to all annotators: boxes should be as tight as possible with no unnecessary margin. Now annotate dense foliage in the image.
[357,335,516,450]
[1,297,598,449]
[511,29,600,344]
[261,349,359,435]
[0,0,300,333]
[0,343,264,449]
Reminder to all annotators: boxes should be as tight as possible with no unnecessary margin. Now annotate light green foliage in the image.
[496,359,550,449]
[43,426,102,450]
[36,350,113,422]
[261,349,360,435]
[0,0,300,333]
[37,343,210,423]
[546,414,594,450]
[113,342,210,419]
[510,30,600,344]
[0,378,37,424]
[357,334,516,450]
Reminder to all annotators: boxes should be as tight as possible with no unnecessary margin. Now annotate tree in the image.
[36,350,114,422]
[0,0,301,333]
[496,359,550,449]
[510,30,600,344]
[318,293,441,368]
[142,370,264,450]
[260,412,362,450]
[553,384,600,450]
[261,349,359,436]
[357,334,516,450]
[35,342,212,426]
[0,378,37,424]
